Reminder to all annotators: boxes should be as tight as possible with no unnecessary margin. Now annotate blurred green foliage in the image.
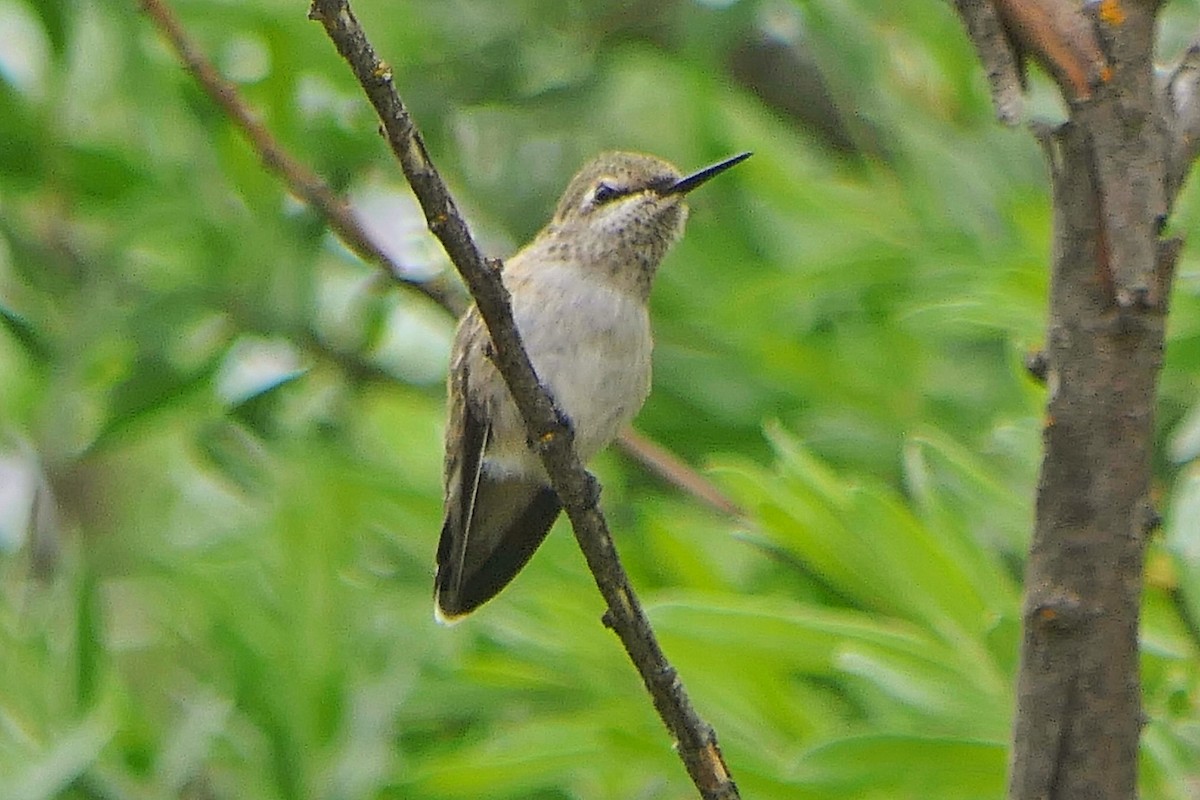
[3,0,1200,798]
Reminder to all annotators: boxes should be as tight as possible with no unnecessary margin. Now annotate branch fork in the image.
[951,2,1200,798]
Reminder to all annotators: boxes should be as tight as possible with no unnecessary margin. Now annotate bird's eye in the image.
[592,181,623,205]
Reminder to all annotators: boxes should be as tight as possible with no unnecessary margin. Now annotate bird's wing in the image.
[435,311,485,613]
[434,312,562,621]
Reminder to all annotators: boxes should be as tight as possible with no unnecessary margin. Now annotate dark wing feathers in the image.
[434,320,562,620]
[436,479,560,619]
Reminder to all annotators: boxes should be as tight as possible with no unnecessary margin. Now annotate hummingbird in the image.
[434,150,751,622]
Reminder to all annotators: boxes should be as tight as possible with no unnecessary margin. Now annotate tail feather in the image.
[435,476,561,621]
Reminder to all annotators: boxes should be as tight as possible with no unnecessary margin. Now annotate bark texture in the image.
[1011,118,1170,798]
[952,2,1194,798]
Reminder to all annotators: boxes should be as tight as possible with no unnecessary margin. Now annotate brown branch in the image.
[307,1,739,797]
[951,0,1113,120]
[138,0,465,315]
[991,0,1111,103]
[951,0,1026,124]
[618,428,742,517]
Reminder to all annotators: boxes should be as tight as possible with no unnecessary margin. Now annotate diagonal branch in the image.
[992,0,1110,103]
[307,1,739,797]
[952,0,1026,124]
[619,428,743,517]
[138,0,737,519]
[952,0,1113,118]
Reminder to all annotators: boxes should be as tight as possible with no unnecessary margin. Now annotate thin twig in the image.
[139,0,464,315]
[951,0,1025,124]
[138,0,738,519]
[307,1,739,796]
[618,428,742,517]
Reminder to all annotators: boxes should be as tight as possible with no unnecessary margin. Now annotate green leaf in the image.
[9,712,116,800]
[0,82,46,186]
[26,0,70,58]
[791,734,1006,798]
[651,592,1009,739]
[74,568,103,710]
[0,301,50,359]
[61,144,153,206]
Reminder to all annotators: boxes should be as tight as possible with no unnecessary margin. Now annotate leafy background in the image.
[3,0,1200,798]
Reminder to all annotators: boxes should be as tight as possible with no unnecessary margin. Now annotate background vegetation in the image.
[3,0,1200,797]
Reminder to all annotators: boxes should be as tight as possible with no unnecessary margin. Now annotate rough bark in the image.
[954,2,1194,798]
[1012,117,1172,799]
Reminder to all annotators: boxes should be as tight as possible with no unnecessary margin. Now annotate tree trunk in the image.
[953,2,1196,797]
[1010,115,1168,798]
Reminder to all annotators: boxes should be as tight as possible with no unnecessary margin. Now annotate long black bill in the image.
[666,151,752,195]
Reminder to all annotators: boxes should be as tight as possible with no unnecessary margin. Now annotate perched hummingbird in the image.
[435,150,751,622]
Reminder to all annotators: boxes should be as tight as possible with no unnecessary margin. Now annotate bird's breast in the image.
[485,263,652,469]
